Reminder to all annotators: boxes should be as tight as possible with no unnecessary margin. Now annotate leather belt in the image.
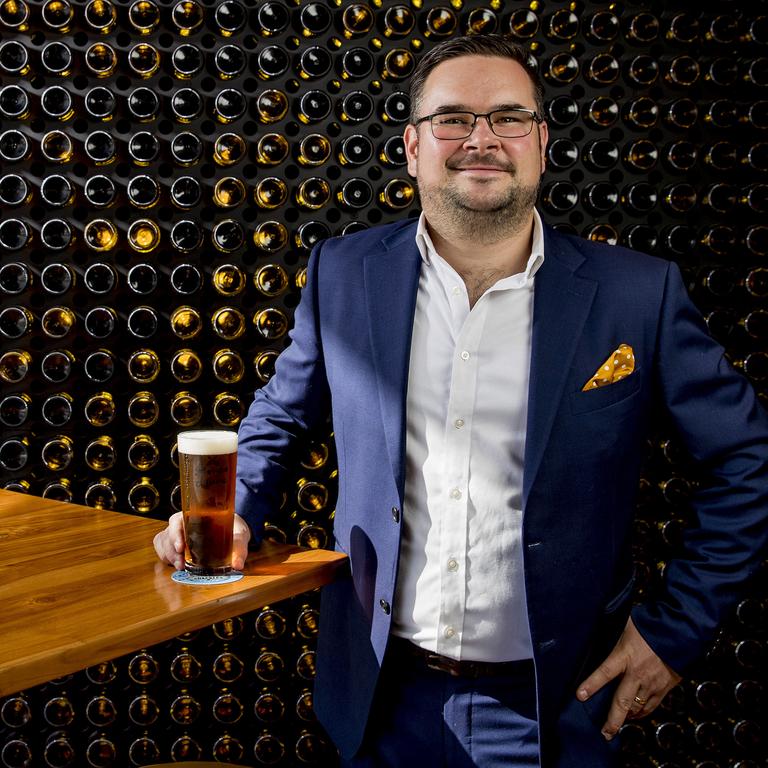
[389,637,533,679]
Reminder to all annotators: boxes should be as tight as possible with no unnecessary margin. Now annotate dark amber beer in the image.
[177,430,238,575]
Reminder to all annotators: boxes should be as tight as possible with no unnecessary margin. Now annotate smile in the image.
[453,167,509,176]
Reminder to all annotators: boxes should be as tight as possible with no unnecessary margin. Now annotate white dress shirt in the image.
[391,209,545,662]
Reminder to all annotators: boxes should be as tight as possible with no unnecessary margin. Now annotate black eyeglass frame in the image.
[414,108,544,139]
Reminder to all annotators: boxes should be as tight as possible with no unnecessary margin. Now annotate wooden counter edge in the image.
[0,547,348,697]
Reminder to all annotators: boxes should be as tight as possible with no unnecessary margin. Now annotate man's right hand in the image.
[153,511,252,571]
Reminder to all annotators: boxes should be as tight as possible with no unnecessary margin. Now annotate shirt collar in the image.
[415,208,545,282]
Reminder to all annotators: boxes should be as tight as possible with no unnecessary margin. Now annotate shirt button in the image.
[449,488,462,500]
[379,599,390,615]
[447,558,458,572]
[391,506,400,523]
[460,350,470,361]
[444,626,455,639]
[454,418,464,429]
[452,286,461,296]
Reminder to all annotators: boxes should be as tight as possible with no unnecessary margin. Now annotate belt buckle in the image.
[424,652,461,677]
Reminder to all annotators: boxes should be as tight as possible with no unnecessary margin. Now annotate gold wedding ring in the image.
[633,695,648,705]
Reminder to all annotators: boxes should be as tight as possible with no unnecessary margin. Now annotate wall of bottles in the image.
[0,0,765,765]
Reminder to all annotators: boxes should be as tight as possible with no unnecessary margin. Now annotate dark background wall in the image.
[0,0,765,765]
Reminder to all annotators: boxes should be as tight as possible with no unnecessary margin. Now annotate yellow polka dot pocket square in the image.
[581,344,636,391]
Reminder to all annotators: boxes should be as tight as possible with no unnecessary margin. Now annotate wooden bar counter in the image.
[0,489,347,697]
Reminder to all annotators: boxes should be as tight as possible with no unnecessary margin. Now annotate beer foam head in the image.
[177,430,238,455]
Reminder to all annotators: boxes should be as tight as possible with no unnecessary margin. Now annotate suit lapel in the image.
[364,222,422,499]
[523,228,597,504]
[362,221,597,506]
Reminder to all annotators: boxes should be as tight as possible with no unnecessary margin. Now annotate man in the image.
[155,35,768,767]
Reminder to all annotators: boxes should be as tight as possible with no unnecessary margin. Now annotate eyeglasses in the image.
[415,108,543,140]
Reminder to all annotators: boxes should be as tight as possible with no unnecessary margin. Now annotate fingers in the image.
[154,512,252,572]
[231,513,251,571]
[577,654,623,702]
[598,650,681,738]
[600,674,643,740]
[153,531,183,570]
[626,691,648,719]
[603,678,675,737]
[625,690,658,721]
[168,511,184,544]
[577,617,683,741]
[153,512,185,571]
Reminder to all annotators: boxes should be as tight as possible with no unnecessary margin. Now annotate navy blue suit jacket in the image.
[236,220,768,767]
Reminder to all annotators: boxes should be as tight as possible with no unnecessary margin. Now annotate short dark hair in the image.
[408,34,545,124]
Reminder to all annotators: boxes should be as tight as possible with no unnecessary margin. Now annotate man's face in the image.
[404,55,548,222]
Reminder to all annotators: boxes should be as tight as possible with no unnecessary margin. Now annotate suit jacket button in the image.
[391,507,400,523]
[379,599,390,615]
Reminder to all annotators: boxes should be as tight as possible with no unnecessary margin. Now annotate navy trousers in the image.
[343,641,540,768]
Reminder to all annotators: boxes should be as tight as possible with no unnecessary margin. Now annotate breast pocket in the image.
[569,369,642,415]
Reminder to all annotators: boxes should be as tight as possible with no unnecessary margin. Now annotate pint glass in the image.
[177,429,238,575]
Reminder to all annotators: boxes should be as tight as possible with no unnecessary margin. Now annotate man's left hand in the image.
[576,616,682,741]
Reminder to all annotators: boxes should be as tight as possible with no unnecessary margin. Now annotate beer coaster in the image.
[171,570,243,585]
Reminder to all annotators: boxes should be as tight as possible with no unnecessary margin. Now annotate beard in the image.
[416,153,541,243]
